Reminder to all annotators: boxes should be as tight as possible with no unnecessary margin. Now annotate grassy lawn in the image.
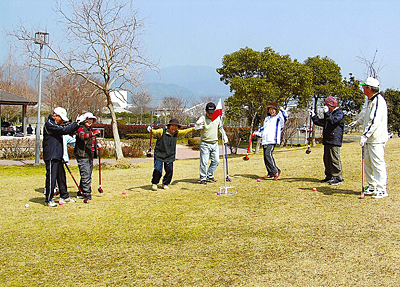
[1,137,400,286]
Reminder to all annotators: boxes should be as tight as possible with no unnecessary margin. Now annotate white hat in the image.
[360,77,380,88]
[83,112,97,122]
[53,107,69,122]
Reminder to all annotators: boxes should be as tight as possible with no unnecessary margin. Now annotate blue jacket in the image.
[312,108,344,147]
[42,115,79,161]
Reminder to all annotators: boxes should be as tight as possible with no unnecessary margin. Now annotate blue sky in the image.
[1,0,400,90]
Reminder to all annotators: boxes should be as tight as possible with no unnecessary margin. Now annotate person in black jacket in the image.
[311,96,345,185]
[148,118,194,191]
[74,112,101,201]
[43,107,79,207]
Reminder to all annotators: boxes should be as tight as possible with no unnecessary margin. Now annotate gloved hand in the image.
[97,143,102,150]
[360,135,368,146]
[348,121,358,127]
[194,123,204,130]
[223,134,229,144]
[196,118,204,125]
[147,126,152,132]
[323,106,329,113]
[93,129,101,136]
[309,108,315,117]
[76,114,87,124]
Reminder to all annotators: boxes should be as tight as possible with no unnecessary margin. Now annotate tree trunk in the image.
[312,97,317,147]
[107,99,124,159]
[250,112,258,154]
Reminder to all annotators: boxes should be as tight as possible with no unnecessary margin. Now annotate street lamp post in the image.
[34,32,49,165]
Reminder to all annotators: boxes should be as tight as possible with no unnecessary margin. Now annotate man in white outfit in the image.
[351,77,388,198]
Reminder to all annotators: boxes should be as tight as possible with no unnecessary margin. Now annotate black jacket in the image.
[154,128,178,163]
[312,108,344,147]
[74,125,97,159]
[42,115,79,161]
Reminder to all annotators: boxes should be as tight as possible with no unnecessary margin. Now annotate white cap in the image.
[53,107,69,122]
[360,77,380,88]
[83,112,97,123]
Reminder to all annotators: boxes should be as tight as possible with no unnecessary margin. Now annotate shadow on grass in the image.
[299,186,359,195]
[126,178,200,192]
[30,197,46,206]
[281,177,321,183]
[233,174,261,180]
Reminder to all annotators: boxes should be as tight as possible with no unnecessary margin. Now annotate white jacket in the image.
[255,109,288,145]
[361,93,388,144]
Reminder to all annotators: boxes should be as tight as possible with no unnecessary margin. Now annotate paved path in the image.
[0,144,248,166]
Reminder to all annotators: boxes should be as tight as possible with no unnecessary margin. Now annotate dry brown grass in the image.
[1,137,400,286]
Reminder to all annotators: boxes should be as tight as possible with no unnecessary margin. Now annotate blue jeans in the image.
[152,159,174,185]
[199,141,220,181]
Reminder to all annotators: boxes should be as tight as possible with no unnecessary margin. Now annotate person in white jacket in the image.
[253,102,288,180]
[354,77,388,198]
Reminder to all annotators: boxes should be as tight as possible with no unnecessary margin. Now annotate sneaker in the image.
[59,197,76,204]
[46,200,57,207]
[364,186,375,196]
[372,189,388,199]
[162,184,169,190]
[263,175,273,179]
[329,177,343,185]
[76,194,84,199]
[151,184,158,191]
[321,177,332,183]
[200,180,207,185]
[207,177,217,183]
[273,173,280,181]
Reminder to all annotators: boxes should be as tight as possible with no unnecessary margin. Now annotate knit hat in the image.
[325,96,338,107]
[167,118,181,128]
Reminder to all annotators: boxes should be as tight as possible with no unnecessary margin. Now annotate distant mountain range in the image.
[143,65,231,106]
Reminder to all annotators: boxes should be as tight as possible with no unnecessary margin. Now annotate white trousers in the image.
[364,143,387,191]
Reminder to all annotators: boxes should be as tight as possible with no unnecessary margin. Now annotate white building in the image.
[109,90,135,113]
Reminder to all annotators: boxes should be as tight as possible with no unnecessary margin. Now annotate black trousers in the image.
[45,159,69,202]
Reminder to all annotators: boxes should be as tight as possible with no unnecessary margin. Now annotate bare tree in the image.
[185,96,217,123]
[0,49,37,122]
[130,90,152,124]
[357,49,385,79]
[44,72,107,118]
[10,0,156,160]
[159,94,190,125]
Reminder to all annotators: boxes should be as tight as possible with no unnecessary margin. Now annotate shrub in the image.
[0,138,36,159]
[226,129,241,154]
[122,146,143,157]
[188,137,201,150]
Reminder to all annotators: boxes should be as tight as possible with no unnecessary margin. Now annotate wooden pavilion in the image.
[0,90,37,136]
